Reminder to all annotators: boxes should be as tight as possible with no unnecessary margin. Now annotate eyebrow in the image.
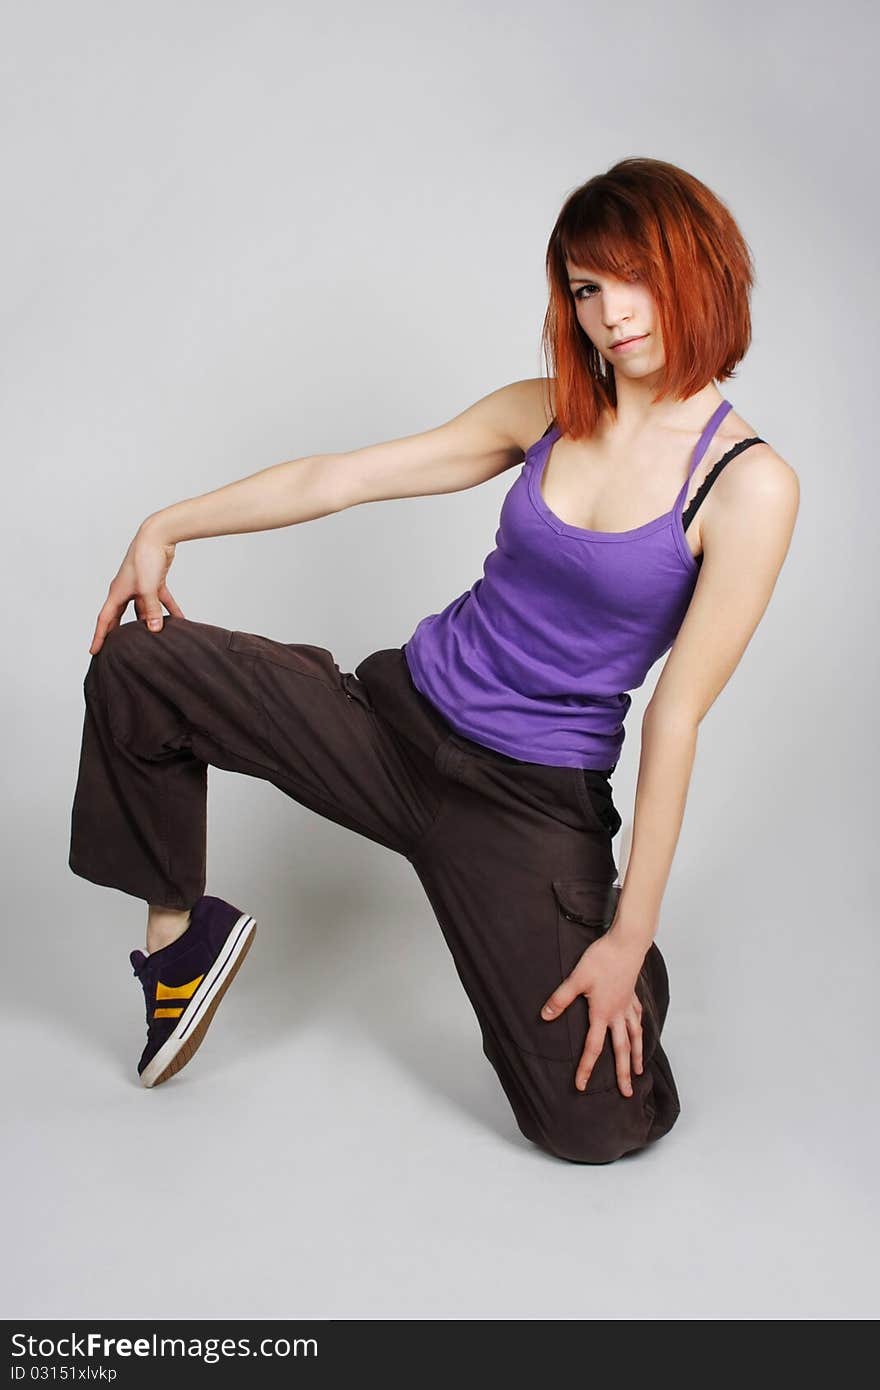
[567,275,596,285]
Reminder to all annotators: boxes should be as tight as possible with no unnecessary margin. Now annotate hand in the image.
[89,518,186,655]
[540,930,647,1097]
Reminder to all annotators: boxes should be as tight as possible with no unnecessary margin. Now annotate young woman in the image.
[68,157,799,1164]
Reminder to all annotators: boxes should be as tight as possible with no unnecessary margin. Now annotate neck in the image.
[604,379,725,441]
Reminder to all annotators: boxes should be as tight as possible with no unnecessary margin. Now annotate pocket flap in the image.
[227,631,338,687]
[551,876,620,929]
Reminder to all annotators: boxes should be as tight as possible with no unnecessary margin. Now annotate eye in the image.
[573,284,599,301]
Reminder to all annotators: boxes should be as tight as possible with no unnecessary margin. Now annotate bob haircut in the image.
[540,157,756,439]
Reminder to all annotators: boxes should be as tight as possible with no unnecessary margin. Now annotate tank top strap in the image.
[681,436,766,536]
[674,398,734,509]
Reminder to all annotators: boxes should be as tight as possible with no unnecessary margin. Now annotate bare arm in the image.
[610,444,801,952]
[540,443,800,1095]
[141,377,548,544]
[87,378,550,652]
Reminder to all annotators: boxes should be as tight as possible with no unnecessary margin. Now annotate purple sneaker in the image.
[129,895,257,1088]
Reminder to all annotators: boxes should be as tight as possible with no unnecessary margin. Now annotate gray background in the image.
[3,0,877,1320]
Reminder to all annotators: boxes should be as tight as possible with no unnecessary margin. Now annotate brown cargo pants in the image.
[68,614,681,1163]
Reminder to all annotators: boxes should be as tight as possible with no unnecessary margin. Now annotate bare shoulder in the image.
[468,377,556,457]
[515,376,558,449]
[701,423,800,561]
[717,435,800,511]
[330,377,559,507]
[720,408,798,487]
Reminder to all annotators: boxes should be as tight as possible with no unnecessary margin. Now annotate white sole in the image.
[140,912,257,1088]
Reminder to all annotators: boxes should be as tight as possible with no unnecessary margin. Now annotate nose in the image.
[602,291,634,330]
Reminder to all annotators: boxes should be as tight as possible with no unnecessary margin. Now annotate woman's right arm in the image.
[144,376,547,542]
[88,378,550,654]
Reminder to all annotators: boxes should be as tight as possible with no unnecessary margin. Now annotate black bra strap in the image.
[539,418,557,440]
[682,436,765,537]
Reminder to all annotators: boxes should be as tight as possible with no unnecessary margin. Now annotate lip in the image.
[610,334,648,351]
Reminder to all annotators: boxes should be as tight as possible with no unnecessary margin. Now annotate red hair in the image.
[540,157,757,438]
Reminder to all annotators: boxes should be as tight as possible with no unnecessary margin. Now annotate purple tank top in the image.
[403,398,734,770]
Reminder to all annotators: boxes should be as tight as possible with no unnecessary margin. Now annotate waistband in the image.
[354,646,615,786]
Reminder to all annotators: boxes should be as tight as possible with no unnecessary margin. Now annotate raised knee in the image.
[86,617,175,703]
[98,616,153,656]
[99,615,187,665]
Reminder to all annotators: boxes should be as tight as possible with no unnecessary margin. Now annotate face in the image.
[565,260,664,375]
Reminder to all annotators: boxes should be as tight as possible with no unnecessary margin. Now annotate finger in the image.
[158,584,186,619]
[610,1018,633,1097]
[541,975,581,1021]
[626,1011,644,1075]
[137,595,165,632]
[575,1019,607,1092]
[90,600,126,655]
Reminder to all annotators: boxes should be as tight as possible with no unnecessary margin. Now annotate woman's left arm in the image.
[540,445,800,1095]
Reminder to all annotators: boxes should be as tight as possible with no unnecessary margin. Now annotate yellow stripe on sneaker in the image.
[153,1007,184,1019]
[156,974,205,1000]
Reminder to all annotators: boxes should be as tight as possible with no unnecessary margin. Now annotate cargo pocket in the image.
[551,877,623,1091]
[553,872,661,1078]
[553,874,663,1092]
[227,631,346,693]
